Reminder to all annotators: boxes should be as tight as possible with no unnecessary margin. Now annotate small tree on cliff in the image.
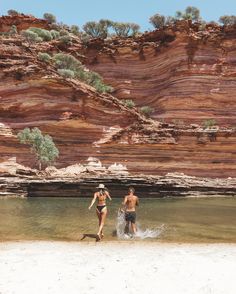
[83,19,112,38]
[219,15,236,26]
[17,127,59,170]
[175,6,200,21]
[149,14,166,29]
[43,13,57,24]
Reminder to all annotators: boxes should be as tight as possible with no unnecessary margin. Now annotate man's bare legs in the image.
[131,222,137,234]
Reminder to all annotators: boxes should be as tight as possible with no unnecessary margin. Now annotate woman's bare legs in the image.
[96,208,107,239]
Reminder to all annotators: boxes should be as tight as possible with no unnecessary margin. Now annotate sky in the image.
[1,0,236,31]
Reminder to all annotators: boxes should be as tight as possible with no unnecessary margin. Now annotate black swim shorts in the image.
[125,211,136,223]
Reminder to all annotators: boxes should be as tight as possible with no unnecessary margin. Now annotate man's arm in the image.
[119,196,127,212]
[136,196,139,206]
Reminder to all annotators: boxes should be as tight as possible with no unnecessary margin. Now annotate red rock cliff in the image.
[0,17,235,177]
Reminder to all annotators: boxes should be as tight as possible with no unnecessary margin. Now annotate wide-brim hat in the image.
[96,184,106,189]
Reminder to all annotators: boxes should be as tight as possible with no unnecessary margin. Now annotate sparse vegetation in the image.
[28,27,53,41]
[43,13,56,23]
[149,6,201,29]
[219,15,236,26]
[50,29,60,39]
[149,14,166,29]
[111,22,140,37]
[123,99,135,108]
[57,69,75,79]
[175,6,200,21]
[38,52,51,63]
[83,19,112,39]
[53,53,113,93]
[9,25,18,35]
[7,9,19,16]
[17,127,59,170]
[71,25,80,36]
[203,119,217,129]
[21,30,42,43]
[59,35,72,45]
[53,53,82,72]
[140,106,154,117]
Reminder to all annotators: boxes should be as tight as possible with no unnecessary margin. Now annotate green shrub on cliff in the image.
[140,106,154,117]
[202,119,217,129]
[50,29,60,39]
[59,35,72,45]
[70,25,80,36]
[38,52,51,63]
[219,15,236,26]
[83,19,112,38]
[17,127,59,170]
[43,13,56,23]
[21,30,42,43]
[7,9,19,16]
[28,27,53,41]
[123,99,135,108]
[111,22,140,37]
[53,53,113,93]
[53,53,82,72]
[149,14,166,29]
[57,69,75,79]
[9,25,18,35]
[175,6,200,21]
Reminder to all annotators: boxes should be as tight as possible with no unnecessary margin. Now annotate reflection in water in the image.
[0,197,236,242]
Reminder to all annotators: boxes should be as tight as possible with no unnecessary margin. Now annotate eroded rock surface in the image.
[0,16,235,179]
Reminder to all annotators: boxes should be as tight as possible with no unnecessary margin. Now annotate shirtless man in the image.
[122,187,139,235]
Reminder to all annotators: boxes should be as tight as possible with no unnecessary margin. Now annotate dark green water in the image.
[0,197,235,242]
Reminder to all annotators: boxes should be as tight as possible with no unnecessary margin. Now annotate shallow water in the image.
[0,197,235,242]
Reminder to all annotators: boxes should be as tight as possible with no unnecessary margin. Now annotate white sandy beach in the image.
[0,241,236,294]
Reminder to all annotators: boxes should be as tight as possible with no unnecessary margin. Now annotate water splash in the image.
[116,210,165,240]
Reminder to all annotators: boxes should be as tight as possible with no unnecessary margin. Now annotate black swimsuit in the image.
[97,205,106,213]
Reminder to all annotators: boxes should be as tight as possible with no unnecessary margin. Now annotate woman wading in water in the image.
[88,184,112,240]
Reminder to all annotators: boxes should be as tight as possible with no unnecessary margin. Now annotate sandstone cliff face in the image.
[0,16,235,178]
[84,22,236,125]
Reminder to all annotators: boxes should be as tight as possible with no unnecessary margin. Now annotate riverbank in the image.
[1,172,236,198]
[0,241,235,294]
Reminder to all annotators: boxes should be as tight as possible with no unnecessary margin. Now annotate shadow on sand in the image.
[81,233,101,242]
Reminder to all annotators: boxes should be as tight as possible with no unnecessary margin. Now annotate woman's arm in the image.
[88,193,97,210]
[106,191,112,201]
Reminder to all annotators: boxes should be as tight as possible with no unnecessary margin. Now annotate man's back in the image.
[124,194,139,211]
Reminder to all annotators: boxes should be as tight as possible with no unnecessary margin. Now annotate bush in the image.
[43,13,56,23]
[140,106,154,117]
[202,119,217,129]
[111,22,140,37]
[28,27,53,41]
[123,99,135,108]
[21,30,42,43]
[9,25,18,35]
[83,19,112,38]
[17,127,59,170]
[50,29,60,39]
[53,53,112,93]
[149,14,166,29]
[71,25,80,36]
[38,52,51,63]
[59,35,72,45]
[7,9,19,16]
[59,29,69,36]
[53,53,82,72]
[219,15,236,26]
[175,6,200,21]
[57,69,75,79]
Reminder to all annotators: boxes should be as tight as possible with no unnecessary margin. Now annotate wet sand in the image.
[0,241,235,294]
